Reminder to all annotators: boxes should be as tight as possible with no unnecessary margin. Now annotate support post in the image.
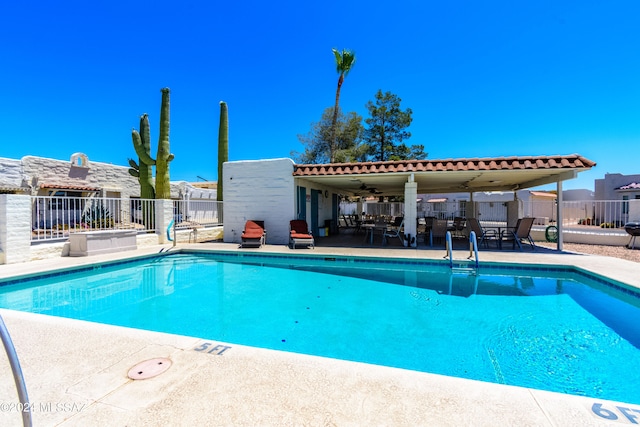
[155,199,174,244]
[557,180,563,251]
[404,176,418,247]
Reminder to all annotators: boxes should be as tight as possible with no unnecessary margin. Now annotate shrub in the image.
[82,203,114,229]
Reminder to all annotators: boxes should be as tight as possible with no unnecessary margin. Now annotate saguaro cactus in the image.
[129,87,174,200]
[217,101,228,201]
[129,114,156,200]
[155,88,174,200]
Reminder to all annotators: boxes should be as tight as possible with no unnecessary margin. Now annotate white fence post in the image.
[155,199,174,244]
[0,195,32,264]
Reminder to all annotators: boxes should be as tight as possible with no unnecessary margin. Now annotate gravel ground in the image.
[536,241,640,263]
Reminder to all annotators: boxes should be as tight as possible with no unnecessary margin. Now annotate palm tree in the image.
[330,48,356,162]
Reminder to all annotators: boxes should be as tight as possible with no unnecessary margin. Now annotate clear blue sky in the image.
[1,1,638,191]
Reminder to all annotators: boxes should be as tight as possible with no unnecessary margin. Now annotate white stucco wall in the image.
[0,157,24,188]
[22,155,140,197]
[223,158,296,245]
[0,195,32,264]
[19,154,194,199]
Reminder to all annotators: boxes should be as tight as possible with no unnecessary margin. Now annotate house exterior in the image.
[595,173,640,201]
[0,153,216,201]
[0,153,221,264]
[594,173,640,226]
[223,155,597,247]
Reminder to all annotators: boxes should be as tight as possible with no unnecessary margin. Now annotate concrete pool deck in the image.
[0,243,638,426]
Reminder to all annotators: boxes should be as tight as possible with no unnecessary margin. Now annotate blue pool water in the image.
[1,251,639,404]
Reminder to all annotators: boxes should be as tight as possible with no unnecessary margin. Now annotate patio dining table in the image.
[483,225,514,249]
[361,223,387,245]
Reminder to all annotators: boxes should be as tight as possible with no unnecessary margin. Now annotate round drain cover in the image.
[128,357,172,380]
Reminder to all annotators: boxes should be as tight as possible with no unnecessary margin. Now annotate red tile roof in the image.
[293,154,596,176]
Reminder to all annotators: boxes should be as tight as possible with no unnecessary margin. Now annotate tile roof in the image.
[293,154,596,176]
[617,182,640,190]
[40,183,101,191]
[0,185,29,194]
[529,191,557,198]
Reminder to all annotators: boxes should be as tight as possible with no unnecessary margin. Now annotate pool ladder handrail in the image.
[444,231,480,271]
[444,231,454,268]
[0,314,32,427]
[468,231,480,269]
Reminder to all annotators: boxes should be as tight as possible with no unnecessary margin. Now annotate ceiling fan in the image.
[356,183,382,195]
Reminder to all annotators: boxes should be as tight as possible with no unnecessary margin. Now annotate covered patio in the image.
[293,154,596,251]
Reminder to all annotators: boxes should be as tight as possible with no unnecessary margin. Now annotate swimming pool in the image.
[1,251,639,405]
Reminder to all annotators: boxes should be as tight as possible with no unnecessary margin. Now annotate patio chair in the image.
[241,220,266,248]
[501,217,536,250]
[289,220,315,249]
[449,217,466,238]
[467,218,498,249]
[383,218,404,246]
[430,219,448,246]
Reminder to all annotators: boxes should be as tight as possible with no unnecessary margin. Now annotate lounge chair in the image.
[467,218,498,249]
[289,220,315,249]
[501,217,536,250]
[448,217,466,238]
[383,218,404,246]
[241,220,266,248]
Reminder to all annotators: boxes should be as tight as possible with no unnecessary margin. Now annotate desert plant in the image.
[217,101,228,201]
[128,114,155,200]
[82,202,113,229]
[130,88,174,200]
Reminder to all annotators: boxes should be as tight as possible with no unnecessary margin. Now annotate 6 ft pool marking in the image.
[591,402,640,424]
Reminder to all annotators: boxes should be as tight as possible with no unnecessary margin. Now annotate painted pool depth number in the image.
[193,342,231,355]
[592,403,640,424]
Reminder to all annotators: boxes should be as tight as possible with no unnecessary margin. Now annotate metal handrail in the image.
[0,314,32,427]
[468,231,480,269]
[444,231,453,268]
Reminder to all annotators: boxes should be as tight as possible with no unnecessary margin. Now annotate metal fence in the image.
[419,201,468,220]
[172,200,223,229]
[345,199,635,230]
[31,196,157,242]
[31,196,223,242]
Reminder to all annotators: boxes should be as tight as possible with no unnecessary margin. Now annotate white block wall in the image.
[22,155,141,197]
[0,157,24,188]
[223,158,296,245]
[0,195,32,264]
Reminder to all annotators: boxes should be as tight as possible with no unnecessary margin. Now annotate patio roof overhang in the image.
[40,183,101,192]
[293,154,596,196]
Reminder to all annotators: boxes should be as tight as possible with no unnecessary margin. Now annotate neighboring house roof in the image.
[617,182,640,191]
[0,185,29,194]
[40,183,101,192]
[293,154,596,195]
[529,191,557,198]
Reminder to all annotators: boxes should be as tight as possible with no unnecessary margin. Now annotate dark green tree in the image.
[293,107,366,164]
[363,90,426,161]
[330,48,356,162]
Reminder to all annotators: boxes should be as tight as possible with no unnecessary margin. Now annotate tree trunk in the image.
[330,74,344,163]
